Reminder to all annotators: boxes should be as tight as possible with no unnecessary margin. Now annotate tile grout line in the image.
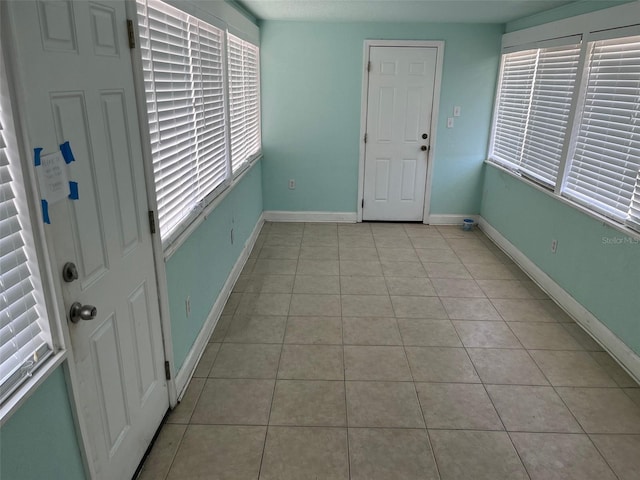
[407,226,444,478]
[156,423,188,480]
[444,230,534,479]
[256,223,290,480]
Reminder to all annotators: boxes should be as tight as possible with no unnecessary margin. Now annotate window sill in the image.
[0,349,67,427]
[484,161,640,243]
[163,156,263,261]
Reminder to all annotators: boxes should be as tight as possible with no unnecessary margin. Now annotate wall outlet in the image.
[230,228,234,245]
[288,179,296,189]
[551,239,558,253]
[185,295,191,317]
[447,117,454,128]
[453,106,461,117]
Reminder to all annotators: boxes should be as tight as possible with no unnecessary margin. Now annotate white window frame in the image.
[0,28,66,424]
[488,5,640,240]
[132,0,262,257]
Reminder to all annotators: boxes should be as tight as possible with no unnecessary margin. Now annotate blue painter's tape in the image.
[69,181,79,200]
[41,199,50,224]
[34,147,43,166]
[60,141,75,164]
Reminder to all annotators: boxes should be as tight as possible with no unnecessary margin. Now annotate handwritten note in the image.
[36,151,69,204]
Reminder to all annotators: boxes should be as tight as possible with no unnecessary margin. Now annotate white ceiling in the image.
[238,0,577,23]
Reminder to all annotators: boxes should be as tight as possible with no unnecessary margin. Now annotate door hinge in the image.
[361,199,364,209]
[148,210,156,234]
[127,19,136,49]
[367,61,371,72]
[164,361,171,380]
[364,133,368,143]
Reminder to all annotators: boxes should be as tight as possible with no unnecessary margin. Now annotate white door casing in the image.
[7,1,169,479]
[360,42,443,222]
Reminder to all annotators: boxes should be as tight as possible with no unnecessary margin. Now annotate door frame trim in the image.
[125,0,178,409]
[357,40,445,223]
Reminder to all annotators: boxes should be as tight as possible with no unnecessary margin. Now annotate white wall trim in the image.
[358,40,445,224]
[479,216,640,384]
[428,214,479,225]
[263,211,357,223]
[503,1,640,48]
[174,212,265,397]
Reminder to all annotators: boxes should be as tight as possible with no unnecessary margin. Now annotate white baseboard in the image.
[479,216,640,384]
[263,211,357,223]
[174,212,265,397]
[428,214,479,225]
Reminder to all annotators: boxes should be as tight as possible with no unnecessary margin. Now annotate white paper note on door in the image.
[37,151,69,204]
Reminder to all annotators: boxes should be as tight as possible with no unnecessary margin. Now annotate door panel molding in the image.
[358,40,445,223]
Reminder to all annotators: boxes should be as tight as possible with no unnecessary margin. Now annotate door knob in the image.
[62,262,79,282]
[421,145,428,151]
[69,302,98,323]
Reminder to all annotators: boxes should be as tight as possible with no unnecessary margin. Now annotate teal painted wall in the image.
[0,365,86,480]
[166,161,263,370]
[505,0,633,32]
[482,165,640,354]
[260,22,502,215]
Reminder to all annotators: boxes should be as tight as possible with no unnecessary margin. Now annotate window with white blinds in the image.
[227,34,261,174]
[0,87,52,405]
[491,50,537,169]
[563,35,640,229]
[491,42,581,187]
[137,0,228,242]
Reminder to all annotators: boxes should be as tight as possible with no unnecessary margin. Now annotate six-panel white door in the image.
[8,1,168,478]
[363,46,437,221]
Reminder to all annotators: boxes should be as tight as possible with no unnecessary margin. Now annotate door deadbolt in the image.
[69,302,97,323]
[62,262,79,282]
[422,133,428,139]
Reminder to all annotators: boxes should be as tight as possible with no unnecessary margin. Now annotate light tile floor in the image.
[138,222,640,480]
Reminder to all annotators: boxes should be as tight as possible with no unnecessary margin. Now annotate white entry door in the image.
[363,46,438,221]
[7,1,168,479]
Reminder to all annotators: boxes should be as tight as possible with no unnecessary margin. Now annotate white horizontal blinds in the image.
[0,98,51,404]
[227,34,261,173]
[137,0,227,240]
[243,42,261,162]
[520,43,581,186]
[191,20,228,200]
[491,49,537,168]
[564,35,640,229]
[138,0,197,239]
[491,43,581,188]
